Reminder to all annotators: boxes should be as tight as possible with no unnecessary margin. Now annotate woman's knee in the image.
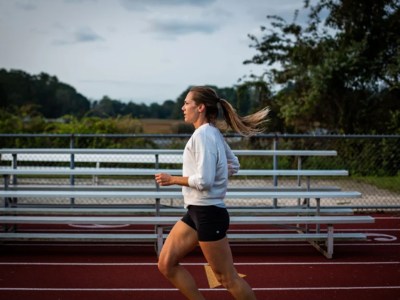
[157,256,169,276]
[158,254,177,278]
[212,269,239,289]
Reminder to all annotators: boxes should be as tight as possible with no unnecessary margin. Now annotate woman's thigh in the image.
[199,237,236,275]
[159,220,199,265]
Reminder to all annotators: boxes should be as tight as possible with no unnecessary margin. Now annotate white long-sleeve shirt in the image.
[182,123,240,208]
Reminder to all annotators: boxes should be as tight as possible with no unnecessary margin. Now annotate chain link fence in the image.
[0,134,399,210]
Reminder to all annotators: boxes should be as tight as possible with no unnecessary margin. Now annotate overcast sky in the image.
[0,0,306,104]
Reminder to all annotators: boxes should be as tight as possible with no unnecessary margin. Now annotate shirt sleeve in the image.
[187,133,217,191]
[224,141,240,176]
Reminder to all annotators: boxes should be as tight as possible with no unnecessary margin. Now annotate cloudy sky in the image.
[0,0,306,104]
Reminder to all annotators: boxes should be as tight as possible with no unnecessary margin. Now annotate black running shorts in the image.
[181,205,230,242]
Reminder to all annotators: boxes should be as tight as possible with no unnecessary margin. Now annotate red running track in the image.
[0,213,399,300]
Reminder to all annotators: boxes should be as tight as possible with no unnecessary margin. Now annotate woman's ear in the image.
[198,103,206,113]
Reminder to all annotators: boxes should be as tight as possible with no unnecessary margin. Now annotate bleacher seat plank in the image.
[0,167,349,177]
[0,232,160,242]
[0,190,361,199]
[227,232,367,241]
[0,207,354,216]
[0,232,366,242]
[0,215,374,225]
[6,185,342,192]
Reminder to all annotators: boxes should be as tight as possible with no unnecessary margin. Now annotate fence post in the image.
[11,153,17,185]
[70,134,75,206]
[272,135,278,208]
[155,154,160,216]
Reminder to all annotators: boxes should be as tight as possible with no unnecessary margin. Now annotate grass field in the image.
[353,175,400,194]
[139,119,186,134]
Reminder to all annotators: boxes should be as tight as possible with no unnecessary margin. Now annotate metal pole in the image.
[70,134,75,206]
[272,136,278,208]
[155,154,160,216]
[297,157,302,206]
[11,153,17,185]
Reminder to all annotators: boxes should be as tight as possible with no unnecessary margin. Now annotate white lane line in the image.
[17,230,154,233]
[335,243,400,246]
[0,286,399,292]
[0,261,398,266]
[253,286,400,291]
[230,243,400,247]
[0,243,154,247]
[229,229,400,234]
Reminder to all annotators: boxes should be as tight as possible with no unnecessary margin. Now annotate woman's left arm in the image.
[224,142,240,176]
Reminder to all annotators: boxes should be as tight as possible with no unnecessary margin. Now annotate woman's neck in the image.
[193,116,208,129]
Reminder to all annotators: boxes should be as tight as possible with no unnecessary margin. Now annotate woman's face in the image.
[182,92,200,124]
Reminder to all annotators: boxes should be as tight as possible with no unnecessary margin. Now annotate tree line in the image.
[1,0,399,135]
[0,69,178,120]
[0,69,262,134]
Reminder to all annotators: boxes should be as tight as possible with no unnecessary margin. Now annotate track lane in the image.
[0,214,399,300]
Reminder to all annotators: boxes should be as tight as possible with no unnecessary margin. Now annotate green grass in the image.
[353,175,400,193]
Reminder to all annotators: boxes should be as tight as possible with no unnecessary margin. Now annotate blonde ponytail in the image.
[189,86,269,137]
[219,98,269,137]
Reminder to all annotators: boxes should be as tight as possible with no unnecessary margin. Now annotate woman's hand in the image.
[228,159,239,176]
[155,173,173,186]
[155,173,190,187]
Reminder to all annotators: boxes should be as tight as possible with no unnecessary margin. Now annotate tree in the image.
[161,100,176,119]
[0,69,91,118]
[88,96,120,118]
[245,0,400,133]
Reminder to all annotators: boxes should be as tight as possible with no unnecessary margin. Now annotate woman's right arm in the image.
[155,173,189,187]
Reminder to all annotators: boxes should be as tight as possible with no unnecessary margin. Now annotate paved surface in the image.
[0,213,399,299]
